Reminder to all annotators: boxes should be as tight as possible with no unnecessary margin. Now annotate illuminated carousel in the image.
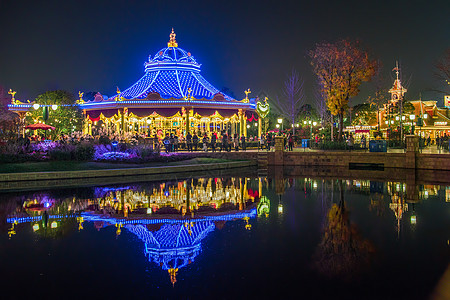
[78,29,268,138]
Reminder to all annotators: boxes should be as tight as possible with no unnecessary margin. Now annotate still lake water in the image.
[1,174,449,299]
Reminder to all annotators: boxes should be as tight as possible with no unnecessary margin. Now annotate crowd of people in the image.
[161,131,278,153]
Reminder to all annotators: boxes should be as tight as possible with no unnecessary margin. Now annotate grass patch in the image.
[0,157,235,174]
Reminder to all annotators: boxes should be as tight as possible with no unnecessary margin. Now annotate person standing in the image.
[174,135,179,152]
[202,134,209,152]
[267,134,272,151]
[259,134,265,150]
[361,135,366,149]
[288,133,294,151]
[193,133,199,151]
[211,133,217,152]
[222,132,228,152]
[186,132,192,152]
[240,134,246,151]
[234,133,239,151]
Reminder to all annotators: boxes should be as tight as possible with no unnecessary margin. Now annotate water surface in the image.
[1,175,449,299]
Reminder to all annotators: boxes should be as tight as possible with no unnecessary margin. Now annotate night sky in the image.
[0,0,449,105]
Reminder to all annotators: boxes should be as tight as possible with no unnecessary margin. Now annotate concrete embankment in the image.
[0,160,256,192]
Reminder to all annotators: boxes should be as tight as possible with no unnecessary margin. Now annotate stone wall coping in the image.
[0,160,257,183]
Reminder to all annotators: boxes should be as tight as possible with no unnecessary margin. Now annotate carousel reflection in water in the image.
[6,177,263,284]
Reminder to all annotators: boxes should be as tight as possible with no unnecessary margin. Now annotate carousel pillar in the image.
[88,120,92,136]
[18,112,26,138]
[239,109,244,136]
[258,117,262,138]
[185,108,190,135]
[243,114,247,137]
[120,108,125,134]
[83,111,89,135]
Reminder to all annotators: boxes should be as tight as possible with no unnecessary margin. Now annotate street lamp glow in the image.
[401,116,406,121]
[33,103,40,110]
[51,104,58,111]
[409,114,415,120]
[308,120,312,125]
[146,119,152,124]
[385,120,389,125]
[246,124,250,129]
[391,120,395,124]
[254,122,258,127]
[395,116,399,121]
[296,123,299,127]
[303,121,307,125]
[423,114,428,119]
[313,121,317,126]
[277,118,283,124]
[276,124,280,128]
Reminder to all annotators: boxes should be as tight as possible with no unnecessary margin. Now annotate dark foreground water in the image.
[1,175,449,299]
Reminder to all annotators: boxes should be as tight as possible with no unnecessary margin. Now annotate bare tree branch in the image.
[272,69,305,134]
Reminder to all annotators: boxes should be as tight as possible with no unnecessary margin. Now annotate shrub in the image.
[98,135,111,145]
[48,148,73,160]
[74,143,95,161]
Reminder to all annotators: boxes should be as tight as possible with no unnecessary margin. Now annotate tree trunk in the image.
[292,118,295,135]
[331,115,334,142]
[338,113,344,141]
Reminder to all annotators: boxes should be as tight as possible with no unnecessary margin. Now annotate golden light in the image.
[277,118,283,124]
[146,119,152,124]
[32,224,39,231]
[411,215,417,225]
[278,203,283,213]
[51,221,58,229]
[276,124,280,128]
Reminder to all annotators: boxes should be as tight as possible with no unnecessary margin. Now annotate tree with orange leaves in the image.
[309,40,377,141]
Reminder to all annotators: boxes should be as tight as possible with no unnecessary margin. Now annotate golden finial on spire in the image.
[77,91,84,104]
[168,28,178,47]
[243,89,251,103]
[8,89,17,104]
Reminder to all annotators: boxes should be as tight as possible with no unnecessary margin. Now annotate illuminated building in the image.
[7,30,268,138]
[81,29,257,138]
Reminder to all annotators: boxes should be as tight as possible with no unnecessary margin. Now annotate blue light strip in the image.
[79,208,256,225]
[81,100,255,108]
[7,104,74,109]
[7,214,78,224]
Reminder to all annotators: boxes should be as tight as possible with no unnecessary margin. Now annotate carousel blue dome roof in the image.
[111,29,233,101]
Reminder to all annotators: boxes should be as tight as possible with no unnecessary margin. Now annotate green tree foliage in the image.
[352,103,376,125]
[26,91,82,137]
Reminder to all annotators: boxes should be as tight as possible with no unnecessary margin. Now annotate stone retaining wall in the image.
[0,160,256,183]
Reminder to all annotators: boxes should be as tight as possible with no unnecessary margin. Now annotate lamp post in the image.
[409,114,415,134]
[277,118,283,133]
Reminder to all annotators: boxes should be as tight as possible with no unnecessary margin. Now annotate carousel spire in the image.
[167,28,178,47]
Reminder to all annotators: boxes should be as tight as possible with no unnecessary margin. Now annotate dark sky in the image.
[0,0,449,105]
